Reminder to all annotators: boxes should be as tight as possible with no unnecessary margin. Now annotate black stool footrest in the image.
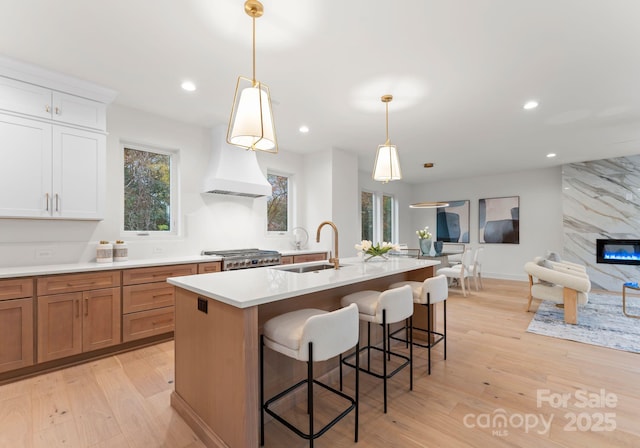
[389,325,445,350]
[264,378,356,441]
[342,345,410,380]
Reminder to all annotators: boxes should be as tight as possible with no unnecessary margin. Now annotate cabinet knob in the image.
[55,107,61,115]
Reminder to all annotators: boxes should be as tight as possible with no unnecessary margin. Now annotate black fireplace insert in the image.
[596,239,640,265]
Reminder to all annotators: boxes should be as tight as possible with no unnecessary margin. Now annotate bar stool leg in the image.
[382,309,388,414]
[409,315,413,391]
[444,300,447,360]
[427,294,432,375]
[260,335,265,446]
[367,322,371,369]
[308,342,314,448]
[355,340,360,443]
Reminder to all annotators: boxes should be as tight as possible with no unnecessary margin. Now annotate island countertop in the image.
[167,256,440,309]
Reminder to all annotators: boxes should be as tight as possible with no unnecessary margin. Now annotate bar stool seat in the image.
[389,274,449,374]
[260,303,360,447]
[340,284,414,413]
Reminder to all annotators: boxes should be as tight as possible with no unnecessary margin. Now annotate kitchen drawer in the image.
[280,256,293,265]
[198,262,222,274]
[0,278,34,300]
[122,264,197,285]
[293,253,327,263]
[123,283,175,314]
[37,271,120,295]
[122,307,174,342]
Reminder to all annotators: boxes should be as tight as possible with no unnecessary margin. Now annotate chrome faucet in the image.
[316,221,339,269]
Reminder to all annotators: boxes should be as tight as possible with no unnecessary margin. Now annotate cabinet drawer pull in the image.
[45,193,49,211]
[75,299,80,318]
[67,281,96,288]
[55,194,59,212]
[84,298,89,316]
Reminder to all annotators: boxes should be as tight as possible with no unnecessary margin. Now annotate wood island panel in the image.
[171,264,433,448]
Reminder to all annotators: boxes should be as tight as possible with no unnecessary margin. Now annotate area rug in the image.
[526,292,640,354]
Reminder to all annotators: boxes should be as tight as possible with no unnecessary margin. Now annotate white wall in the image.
[406,166,563,280]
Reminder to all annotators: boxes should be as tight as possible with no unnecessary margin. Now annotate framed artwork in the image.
[479,196,520,244]
[436,200,470,243]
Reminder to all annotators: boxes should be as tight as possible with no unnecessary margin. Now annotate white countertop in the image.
[0,249,326,279]
[167,257,440,309]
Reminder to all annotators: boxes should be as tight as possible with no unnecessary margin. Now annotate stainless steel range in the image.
[201,248,281,271]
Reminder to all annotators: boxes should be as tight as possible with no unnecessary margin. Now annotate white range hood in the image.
[202,125,272,198]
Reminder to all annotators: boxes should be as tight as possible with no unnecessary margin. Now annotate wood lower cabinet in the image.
[36,271,121,363]
[198,261,222,274]
[122,264,196,342]
[37,287,120,363]
[0,288,34,374]
[280,253,327,265]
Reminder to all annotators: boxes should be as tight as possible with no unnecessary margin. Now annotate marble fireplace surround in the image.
[563,155,640,291]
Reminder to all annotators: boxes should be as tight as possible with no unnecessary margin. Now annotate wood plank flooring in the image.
[1,278,639,447]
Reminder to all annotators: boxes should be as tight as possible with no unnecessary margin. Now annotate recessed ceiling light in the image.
[547,153,556,158]
[523,100,539,110]
[181,81,196,92]
[299,125,309,133]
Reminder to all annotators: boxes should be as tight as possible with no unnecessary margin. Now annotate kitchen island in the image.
[167,256,438,448]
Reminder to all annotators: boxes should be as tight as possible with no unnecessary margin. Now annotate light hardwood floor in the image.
[1,278,638,447]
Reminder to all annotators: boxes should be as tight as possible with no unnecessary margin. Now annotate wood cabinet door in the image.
[0,113,52,218]
[52,125,105,219]
[82,287,121,352]
[198,262,222,274]
[38,292,82,363]
[293,253,327,263]
[0,298,34,373]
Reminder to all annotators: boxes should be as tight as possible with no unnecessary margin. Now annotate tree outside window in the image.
[361,190,396,243]
[124,146,172,232]
[361,191,374,241]
[267,173,288,232]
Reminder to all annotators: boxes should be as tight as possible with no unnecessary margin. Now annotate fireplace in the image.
[596,239,640,265]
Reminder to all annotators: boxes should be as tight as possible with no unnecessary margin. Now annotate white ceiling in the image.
[3,0,640,183]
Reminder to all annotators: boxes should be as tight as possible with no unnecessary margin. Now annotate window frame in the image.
[266,170,293,237]
[121,141,180,239]
[360,189,397,243]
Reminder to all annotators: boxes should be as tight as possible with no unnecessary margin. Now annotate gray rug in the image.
[527,292,640,353]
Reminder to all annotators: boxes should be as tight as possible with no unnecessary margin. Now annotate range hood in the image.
[202,125,273,198]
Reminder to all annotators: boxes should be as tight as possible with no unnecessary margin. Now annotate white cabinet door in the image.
[52,92,106,130]
[0,77,51,120]
[0,114,52,218]
[52,126,105,219]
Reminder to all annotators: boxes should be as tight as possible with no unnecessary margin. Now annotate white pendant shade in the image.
[228,79,277,152]
[373,144,402,182]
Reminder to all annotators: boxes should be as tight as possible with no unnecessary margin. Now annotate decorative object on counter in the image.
[113,240,128,261]
[227,0,278,154]
[96,241,113,263]
[290,226,309,250]
[433,241,444,256]
[355,240,400,261]
[416,226,432,256]
[372,94,402,182]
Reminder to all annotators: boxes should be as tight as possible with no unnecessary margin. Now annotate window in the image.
[361,191,374,241]
[360,190,396,243]
[123,144,178,235]
[267,173,289,233]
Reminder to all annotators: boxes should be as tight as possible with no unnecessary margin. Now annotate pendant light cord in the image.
[385,101,390,145]
[252,16,256,84]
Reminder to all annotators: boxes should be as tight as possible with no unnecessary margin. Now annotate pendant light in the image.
[372,94,401,182]
[227,0,278,153]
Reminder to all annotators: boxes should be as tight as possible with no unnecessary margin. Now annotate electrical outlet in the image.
[197,298,208,314]
[36,248,53,260]
[153,246,164,254]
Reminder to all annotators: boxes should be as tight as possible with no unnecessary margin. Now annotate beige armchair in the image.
[524,259,591,324]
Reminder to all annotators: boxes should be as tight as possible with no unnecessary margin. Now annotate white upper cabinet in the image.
[0,57,116,220]
[0,77,106,130]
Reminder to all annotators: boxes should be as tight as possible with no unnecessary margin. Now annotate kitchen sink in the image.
[277,263,344,273]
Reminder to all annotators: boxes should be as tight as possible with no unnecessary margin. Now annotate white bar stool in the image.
[340,284,414,413]
[260,303,360,448]
[389,274,449,374]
